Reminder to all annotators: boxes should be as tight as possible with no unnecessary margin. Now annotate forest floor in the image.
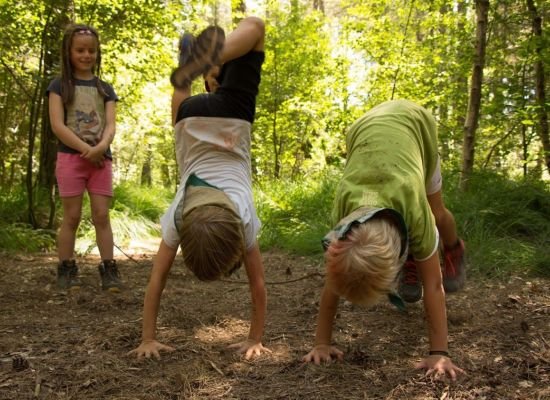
[0,247,548,400]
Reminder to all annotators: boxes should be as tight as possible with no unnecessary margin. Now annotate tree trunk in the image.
[141,149,152,186]
[39,5,69,228]
[453,1,468,158]
[460,0,489,191]
[526,0,550,174]
[313,0,324,13]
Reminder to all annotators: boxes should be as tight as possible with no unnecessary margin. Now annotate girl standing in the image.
[47,24,122,292]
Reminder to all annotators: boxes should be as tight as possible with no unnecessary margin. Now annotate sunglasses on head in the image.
[322,207,409,258]
[75,28,94,36]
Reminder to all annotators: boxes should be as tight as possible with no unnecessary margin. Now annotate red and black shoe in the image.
[398,256,423,303]
[442,239,466,293]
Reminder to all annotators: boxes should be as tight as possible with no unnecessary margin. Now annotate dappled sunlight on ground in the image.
[0,250,548,399]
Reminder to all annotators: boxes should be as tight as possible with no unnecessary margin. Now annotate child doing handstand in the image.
[129,17,269,360]
[303,100,466,380]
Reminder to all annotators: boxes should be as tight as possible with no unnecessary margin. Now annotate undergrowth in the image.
[0,171,548,278]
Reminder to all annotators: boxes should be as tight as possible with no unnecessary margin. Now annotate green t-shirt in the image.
[332,100,439,260]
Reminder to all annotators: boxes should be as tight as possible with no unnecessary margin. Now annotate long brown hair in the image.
[60,23,106,105]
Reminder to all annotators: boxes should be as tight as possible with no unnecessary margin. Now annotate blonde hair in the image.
[326,217,404,306]
[179,205,245,281]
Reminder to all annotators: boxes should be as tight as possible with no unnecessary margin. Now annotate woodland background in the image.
[0,0,548,275]
[0,2,549,399]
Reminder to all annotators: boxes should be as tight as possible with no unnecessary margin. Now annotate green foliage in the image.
[0,188,28,224]
[0,176,55,248]
[1,0,549,281]
[75,183,171,254]
[0,224,55,253]
[254,168,549,279]
[444,170,550,278]
[112,183,172,221]
[255,169,339,254]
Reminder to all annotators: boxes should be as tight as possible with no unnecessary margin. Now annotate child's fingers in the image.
[244,347,259,360]
[448,368,457,381]
[332,347,344,358]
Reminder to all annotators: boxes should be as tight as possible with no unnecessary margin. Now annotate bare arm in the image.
[128,240,177,359]
[221,17,265,63]
[48,92,91,154]
[228,243,271,359]
[303,281,343,364]
[97,100,116,149]
[416,252,465,379]
[82,100,116,163]
[244,243,267,342]
[417,252,448,352]
[171,87,191,126]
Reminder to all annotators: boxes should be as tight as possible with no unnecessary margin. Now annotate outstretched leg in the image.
[171,28,219,124]
[221,17,265,63]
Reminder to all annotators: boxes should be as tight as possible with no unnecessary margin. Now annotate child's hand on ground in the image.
[127,340,175,360]
[415,355,465,381]
[228,339,271,360]
[302,344,344,365]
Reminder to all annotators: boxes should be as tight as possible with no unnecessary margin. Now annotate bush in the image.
[441,171,550,278]
[255,169,339,255]
[0,223,56,253]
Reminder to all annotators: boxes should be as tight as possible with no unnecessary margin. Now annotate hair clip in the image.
[75,29,93,35]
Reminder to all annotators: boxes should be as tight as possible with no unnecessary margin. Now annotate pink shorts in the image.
[56,153,113,198]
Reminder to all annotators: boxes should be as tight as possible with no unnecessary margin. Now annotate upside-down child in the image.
[303,100,466,380]
[129,17,269,360]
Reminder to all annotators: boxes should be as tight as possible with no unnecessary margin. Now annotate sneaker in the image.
[178,32,196,67]
[170,26,225,89]
[398,256,422,303]
[98,260,123,293]
[442,239,466,293]
[57,260,81,291]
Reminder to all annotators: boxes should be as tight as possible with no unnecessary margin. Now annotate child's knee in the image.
[63,213,82,229]
[243,16,265,35]
[91,209,110,226]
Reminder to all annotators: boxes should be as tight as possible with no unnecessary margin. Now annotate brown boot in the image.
[98,260,123,292]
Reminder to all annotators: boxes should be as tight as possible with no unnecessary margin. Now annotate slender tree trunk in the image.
[271,28,281,179]
[454,1,468,153]
[141,149,152,186]
[26,18,52,228]
[39,2,70,229]
[313,0,324,13]
[526,0,550,174]
[460,0,489,191]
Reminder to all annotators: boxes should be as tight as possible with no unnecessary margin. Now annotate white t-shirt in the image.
[160,116,261,250]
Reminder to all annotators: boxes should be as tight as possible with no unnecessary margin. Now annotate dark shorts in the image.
[176,51,265,124]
